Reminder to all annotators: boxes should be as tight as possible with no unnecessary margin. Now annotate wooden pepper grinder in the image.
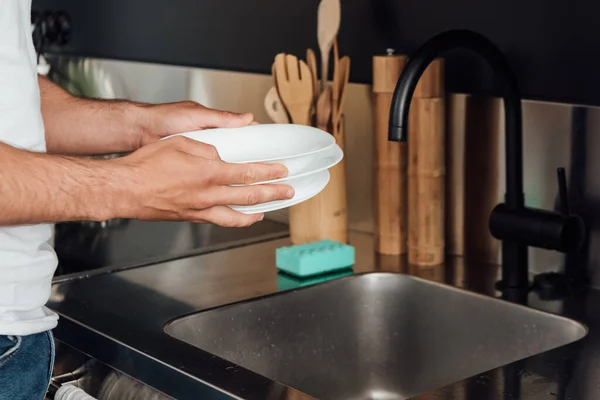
[408,59,446,266]
[372,50,408,255]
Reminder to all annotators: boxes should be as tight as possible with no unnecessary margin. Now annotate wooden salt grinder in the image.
[408,59,446,266]
[372,51,407,255]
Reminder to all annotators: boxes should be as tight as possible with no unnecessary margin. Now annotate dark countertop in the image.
[52,218,289,279]
[48,229,600,399]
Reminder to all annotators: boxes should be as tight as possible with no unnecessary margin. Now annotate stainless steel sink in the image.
[165,273,587,400]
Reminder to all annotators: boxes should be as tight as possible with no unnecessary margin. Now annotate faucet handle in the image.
[490,166,585,254]
[557,167,570,216]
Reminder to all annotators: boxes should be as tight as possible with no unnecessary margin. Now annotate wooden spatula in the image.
[273,53,313,126]
[332,56,351,149]
[306,48,319,103]
[306,48,319,124]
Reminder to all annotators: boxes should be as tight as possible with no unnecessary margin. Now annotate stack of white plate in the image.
[164,124,343,214]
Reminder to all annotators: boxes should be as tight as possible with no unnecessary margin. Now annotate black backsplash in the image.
[32,0,600,106]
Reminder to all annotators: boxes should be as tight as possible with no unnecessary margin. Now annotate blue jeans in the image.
[0,331,55,400]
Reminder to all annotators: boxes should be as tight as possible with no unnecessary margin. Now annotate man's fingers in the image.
[166,136,221,160]
[216,162,289,185]
[203,184,294,207]
[194,106,254,129]
[190,206,264,227]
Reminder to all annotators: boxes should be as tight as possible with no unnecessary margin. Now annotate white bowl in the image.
[229,169,330,214]
[236,142,343,186]
[163,124,334,163]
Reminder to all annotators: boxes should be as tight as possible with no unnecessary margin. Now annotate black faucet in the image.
[388,29,585,291]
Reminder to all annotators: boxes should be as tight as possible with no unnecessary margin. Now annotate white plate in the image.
[230,169,330,214]
[162,124,334,163]
[238,143,343,186]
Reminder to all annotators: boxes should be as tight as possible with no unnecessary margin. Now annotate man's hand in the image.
[136,101,256,148]
[113,136,293,226]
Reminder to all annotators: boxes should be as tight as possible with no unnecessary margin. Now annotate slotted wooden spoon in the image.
[264,86,290,124]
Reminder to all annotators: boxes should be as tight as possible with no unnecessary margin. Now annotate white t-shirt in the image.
[0,0,59,335]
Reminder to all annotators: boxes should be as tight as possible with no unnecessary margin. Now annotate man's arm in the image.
[38,76,144,155]
[0,141,124,224]
[0,137,293,226]
[38,76,255,156]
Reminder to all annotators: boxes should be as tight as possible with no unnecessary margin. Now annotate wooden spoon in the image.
[273,53,314,125]
[335,56,351,123]
[331,40,342,133]
[264,86,290,124]
[315,85,332,131]
[317,0,341,91]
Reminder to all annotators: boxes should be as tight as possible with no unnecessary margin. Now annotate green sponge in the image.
[275,240,355,278]
[277,269,354,291]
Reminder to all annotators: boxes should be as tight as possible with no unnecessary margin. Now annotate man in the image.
[0,1,293,399]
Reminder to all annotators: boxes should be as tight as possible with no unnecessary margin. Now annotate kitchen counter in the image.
[52,218,289,279]
[48,230,600,399]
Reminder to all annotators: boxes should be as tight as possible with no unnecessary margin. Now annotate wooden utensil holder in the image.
[289,117,348,245]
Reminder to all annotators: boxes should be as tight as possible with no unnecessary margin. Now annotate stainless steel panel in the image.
[165,273,586,400]
[47,56,600,288]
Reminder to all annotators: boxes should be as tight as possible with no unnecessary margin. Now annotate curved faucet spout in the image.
[388,29,524,209]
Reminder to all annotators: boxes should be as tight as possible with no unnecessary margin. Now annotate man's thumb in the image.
[203,108,254,128]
